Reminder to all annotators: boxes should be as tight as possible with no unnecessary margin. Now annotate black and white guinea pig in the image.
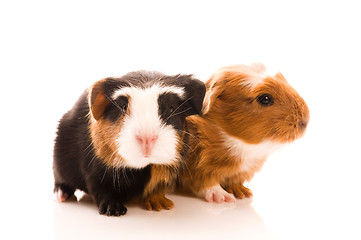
[53,71,206,216]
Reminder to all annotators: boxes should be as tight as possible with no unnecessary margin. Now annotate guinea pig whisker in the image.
[101,167,108,183]
[105,94,123,112]
[182,131,197,141]
[87,133,123,169]
[284,114,295,123]
[108,144,122,164]
[121,167,130,187]
[263,123,278,139]
[128,167,135,181]
[113,168,123,191]
[87,154,98,168]
[166,164,178,174]
[179,156,194,181]
[84,142,95,155]
[180,140,197,156]
[165,97,193,121]
[112,168,117,190]
[165,107,192,122]
[117,169,122,191]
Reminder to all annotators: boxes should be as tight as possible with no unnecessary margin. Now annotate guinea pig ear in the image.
[176,75,206,116]
[202,71,228,114]
[274,72,288,83]
[89,79,111,121]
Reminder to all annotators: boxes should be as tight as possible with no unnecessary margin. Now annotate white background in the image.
[1,0,360,239]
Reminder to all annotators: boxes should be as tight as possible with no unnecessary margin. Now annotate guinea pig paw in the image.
[55,189,69,202]
[225,184,253,199]
[54,184,75,202]
[144,194,174,211]
[98,201,127,216]
[201,185,236,203]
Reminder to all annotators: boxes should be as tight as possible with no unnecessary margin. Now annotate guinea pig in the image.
[53,71,206,216]
[180,63,310,203]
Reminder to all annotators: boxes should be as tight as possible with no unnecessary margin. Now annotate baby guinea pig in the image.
[180,63,310,203]
[53,71,206,216]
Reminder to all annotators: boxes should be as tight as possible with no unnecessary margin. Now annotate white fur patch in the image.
[158,86,185,98]
[261,66,280,78]
[114,85,182,169]
[222,132,284,173]
[112,84,184,100]
[198,184,236,203]
[241,63,280,90]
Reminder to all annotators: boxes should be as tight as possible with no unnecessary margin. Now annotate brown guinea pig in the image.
[180,63,310,203]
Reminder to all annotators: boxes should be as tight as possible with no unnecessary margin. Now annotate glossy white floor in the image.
[1,1,360,239]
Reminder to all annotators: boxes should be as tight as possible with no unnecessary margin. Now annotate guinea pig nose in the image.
[298,120,308,129]
[136,135,159,157]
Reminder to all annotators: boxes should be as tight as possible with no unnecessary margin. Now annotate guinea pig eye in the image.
[169,106,174,113]
[257,94,274,106]
[122,104,127,113]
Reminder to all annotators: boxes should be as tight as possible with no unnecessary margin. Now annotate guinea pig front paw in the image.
[98,200,127,216]
[224,184,253,199]
[144,194,174,211]
[54,184,75,202]
[199,184,236,203]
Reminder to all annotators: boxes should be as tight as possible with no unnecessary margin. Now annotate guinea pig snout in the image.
[136,134,159,157]
[297,104,310,131]
[298,119,308,129]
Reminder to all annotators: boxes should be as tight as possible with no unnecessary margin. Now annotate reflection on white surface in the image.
[53,194,275,240]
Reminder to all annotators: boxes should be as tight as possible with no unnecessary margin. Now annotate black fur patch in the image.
[158,93,184,131]
[103,96,129,122]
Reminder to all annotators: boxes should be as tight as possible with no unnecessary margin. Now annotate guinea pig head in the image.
[203,63,310,144]
[89,72,205,169]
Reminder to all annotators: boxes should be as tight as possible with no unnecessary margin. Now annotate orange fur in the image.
[181,63,310,200]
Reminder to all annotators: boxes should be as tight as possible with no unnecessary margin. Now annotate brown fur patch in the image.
[142,164,176,211]
[143,164,178,197]
[144,191,174,211]
[89,79,110,120]
[88,79,128,167]
[141,164,178,211]
[89,117,126,167]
